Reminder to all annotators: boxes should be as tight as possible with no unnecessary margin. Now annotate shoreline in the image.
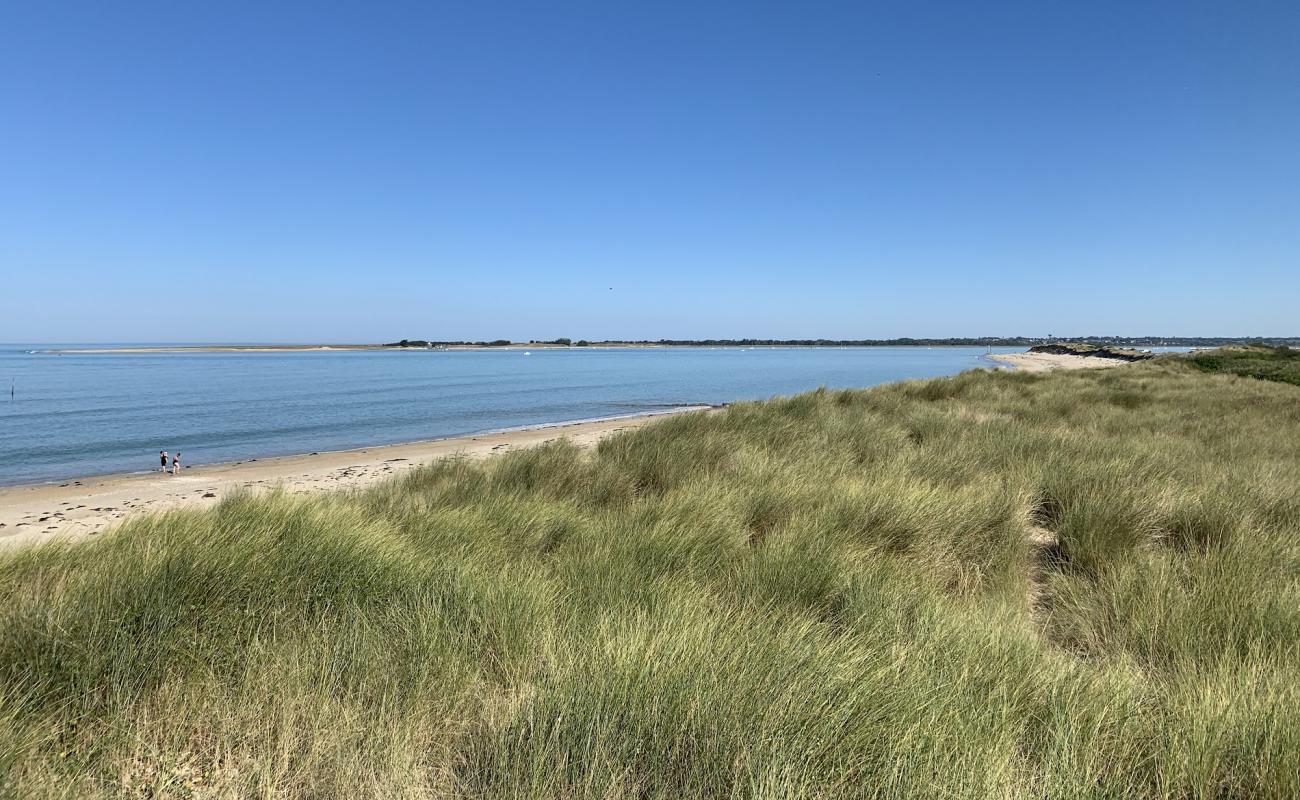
[37,344,1015,354]
[986,351,1131,372]
[0,351,1132,549]
[0,406,714,492]
[0,406,713,550]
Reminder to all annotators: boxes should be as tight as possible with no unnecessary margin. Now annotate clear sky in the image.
[2,1,1297,343]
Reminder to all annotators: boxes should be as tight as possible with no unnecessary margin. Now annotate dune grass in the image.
[1181,344,1300,386]
[2,357,1298,798]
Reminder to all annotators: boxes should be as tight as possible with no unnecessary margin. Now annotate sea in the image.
[0,344,1026,486]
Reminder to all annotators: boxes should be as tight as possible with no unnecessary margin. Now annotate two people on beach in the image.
[159,450,181,475]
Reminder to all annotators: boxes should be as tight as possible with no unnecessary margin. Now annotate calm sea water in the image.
[0,345,1019,486]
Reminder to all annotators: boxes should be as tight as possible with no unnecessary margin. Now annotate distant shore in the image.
[36,337,1279,355]
[40,343,1001,354]
[46,344,394,354]
[43,343,653,354]
[0,407,713,549]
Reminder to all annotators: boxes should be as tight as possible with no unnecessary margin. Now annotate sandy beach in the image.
[0,408,709,550]
[988,351,1129,372]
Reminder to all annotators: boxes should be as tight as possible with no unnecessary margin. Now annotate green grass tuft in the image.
[1180,344,1300,386]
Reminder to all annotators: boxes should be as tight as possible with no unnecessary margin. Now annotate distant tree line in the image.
[386,336,1300,348]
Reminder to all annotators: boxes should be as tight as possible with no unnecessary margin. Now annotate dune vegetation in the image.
[2,353,1298,798]
[1182,344,1300,387]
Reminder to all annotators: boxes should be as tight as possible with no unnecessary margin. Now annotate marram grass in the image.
[1,358,1298,798]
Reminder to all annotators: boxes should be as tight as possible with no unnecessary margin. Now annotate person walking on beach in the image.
[172,452,181,475]
[160,451,169,473]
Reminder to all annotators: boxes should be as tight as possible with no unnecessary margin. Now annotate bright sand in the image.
[987,351,1129,373]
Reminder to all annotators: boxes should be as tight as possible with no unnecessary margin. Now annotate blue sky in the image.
[2,1,1297,342]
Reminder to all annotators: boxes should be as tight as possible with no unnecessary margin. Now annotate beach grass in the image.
[1,353,1298,798]
[1181,344,1300,386]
